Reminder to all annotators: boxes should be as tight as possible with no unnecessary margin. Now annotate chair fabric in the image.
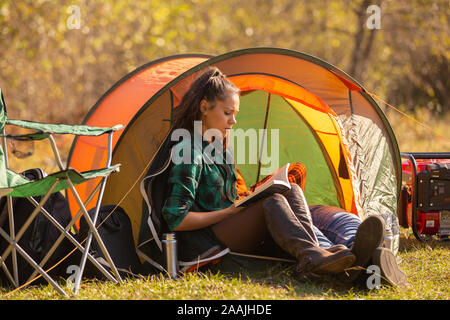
[1,165,120,197]
[6,119,123,136]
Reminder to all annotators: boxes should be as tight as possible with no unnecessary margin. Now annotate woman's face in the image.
[200,92,240,141]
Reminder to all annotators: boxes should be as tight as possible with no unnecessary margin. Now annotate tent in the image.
[67,48,402,259]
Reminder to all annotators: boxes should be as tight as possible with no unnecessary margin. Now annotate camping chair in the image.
[0,88,123,296]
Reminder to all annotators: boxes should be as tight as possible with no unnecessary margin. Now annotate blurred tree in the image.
[380,0,449,114]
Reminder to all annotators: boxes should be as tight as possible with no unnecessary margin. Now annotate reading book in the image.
[234,163,291,207]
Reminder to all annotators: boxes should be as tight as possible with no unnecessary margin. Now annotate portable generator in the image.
[398,152,450,242]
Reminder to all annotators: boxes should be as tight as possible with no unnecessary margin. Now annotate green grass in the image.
[1,228,448,300]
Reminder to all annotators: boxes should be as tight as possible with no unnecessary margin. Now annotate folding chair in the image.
[0,88,123,296]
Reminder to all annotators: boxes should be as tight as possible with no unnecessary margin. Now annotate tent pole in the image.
[255,92,271,185]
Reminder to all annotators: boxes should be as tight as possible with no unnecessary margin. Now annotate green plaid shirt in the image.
[162,138,237,231]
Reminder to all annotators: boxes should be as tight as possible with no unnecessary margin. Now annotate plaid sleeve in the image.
[287,162,307,191]
[235,167,252,199]
[162,149,203,231]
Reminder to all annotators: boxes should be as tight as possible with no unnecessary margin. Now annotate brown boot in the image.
[262,194,355,276]
[282,184,317,242]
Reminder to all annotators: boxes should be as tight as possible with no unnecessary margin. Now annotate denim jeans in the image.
[309,205,362,249]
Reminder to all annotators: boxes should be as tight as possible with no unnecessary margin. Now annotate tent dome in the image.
[67,47,401,254]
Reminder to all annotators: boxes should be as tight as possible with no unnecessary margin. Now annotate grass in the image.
[1,227,448,300]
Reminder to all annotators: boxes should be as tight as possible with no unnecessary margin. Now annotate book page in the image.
[252,163,290,193]
[235,163,291,207]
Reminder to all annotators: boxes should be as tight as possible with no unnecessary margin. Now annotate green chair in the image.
[0,88,123,296]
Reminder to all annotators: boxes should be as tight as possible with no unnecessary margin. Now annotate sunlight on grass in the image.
[1,227,448,300]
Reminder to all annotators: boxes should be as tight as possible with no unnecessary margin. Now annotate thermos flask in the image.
[162,233,178,279]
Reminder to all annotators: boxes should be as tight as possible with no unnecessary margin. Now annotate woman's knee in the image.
[290,183,301,191]
[262,193,289,209]
[283,183,305,199]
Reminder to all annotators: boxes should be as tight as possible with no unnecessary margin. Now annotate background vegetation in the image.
[0,0,448,300]
[1,0,449,172]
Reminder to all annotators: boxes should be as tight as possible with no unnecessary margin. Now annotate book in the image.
[234,163,291,207]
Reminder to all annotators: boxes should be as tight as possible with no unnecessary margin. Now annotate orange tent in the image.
[67,48,402,254]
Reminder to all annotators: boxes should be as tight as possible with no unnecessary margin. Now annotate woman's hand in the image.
[225,204,245,217]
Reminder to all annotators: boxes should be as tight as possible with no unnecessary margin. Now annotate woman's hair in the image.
[171,67,240,133]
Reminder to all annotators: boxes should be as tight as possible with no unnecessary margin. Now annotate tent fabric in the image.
[229,74,332,114]
[67,48,402,255]
[66,55,211,217]
[237,90,342,208]
[284,97,361,214]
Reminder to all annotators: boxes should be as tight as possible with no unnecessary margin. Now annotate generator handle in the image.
[400,152,450,242]
[401,152,450,160]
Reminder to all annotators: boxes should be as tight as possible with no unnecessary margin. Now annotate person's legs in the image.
[311,225,335,249]
[261,194,355,275]
[309,205,362,248]
[281,185,337,249]
[211,199,270,254]
[211,199,329,257]
[212,194,356,276]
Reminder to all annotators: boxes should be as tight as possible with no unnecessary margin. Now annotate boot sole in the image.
[372,247,408,287]
[343,215,385,281]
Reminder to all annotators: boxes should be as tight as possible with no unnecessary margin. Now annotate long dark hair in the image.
[171,67,240,133]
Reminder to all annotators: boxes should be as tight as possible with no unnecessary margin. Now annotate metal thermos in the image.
[162,233,178,279]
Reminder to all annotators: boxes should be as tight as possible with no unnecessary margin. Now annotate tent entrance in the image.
[233,89,342,208]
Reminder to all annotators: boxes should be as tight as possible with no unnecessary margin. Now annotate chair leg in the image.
[0,251,16,286]
[0,181,112,296]
[1,132,18,287]
[0,182,58,291]
[6,196,18,287]
[0,182,58,268]
[1,179,120,295]
[67,179,123,295]
[25,195,119,285]
[0,226,69,297]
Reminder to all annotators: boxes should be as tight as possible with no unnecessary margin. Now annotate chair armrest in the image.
[6,119,123,136]
[2,164,121,198]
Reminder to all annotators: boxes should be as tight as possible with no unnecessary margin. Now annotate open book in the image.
[234,163,291,207]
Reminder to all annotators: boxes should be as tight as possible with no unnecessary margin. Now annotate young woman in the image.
[161,67,359,278]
